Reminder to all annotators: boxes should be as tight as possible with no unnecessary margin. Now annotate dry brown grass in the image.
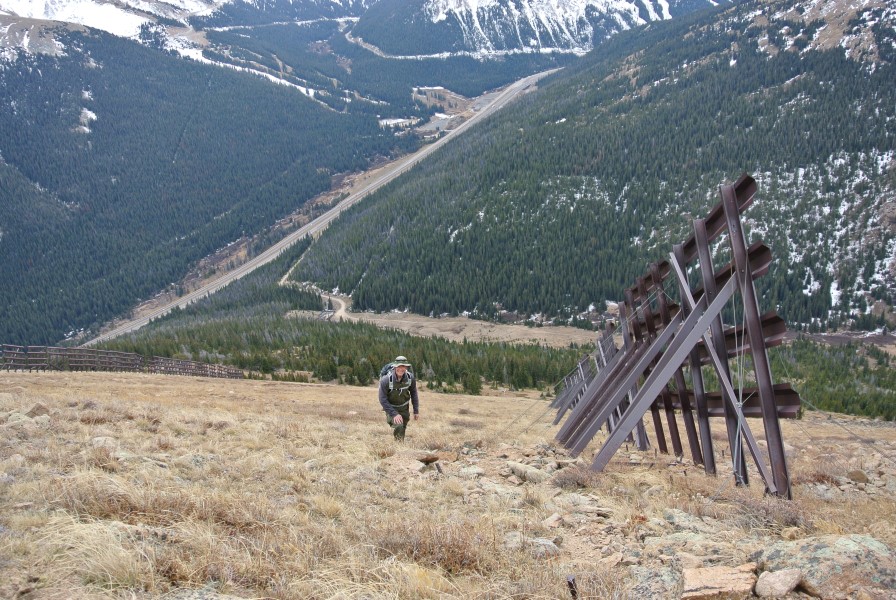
[1,372,894,599]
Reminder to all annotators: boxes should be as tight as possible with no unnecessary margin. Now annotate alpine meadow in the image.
[2,0,896,598]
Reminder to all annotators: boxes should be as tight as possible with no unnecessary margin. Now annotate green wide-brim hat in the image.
[394,356,412,367]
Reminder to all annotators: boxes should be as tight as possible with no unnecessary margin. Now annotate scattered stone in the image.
[506,475,522,485]
[854,586,896,600]
[478,479,520,499]
[25,403,50,418]
[848,469,870,484]
[755,568,801,598]
[436,451,458,463]
[576,504,613,517]
[629,564,682,598]
[599,552,623,566]
[529,537,560,559]
[164,585,249,600]
[663,508,719,534]
[416,453,439,465]
[681,563,756,600]
[676,551,705,569]
[460,466,485,478]
[113,450,140,462]
[506,461,550,483]
[32,415,50,428]
[644,485,665,498]
[542,513,563,528]
[4,412,30,426]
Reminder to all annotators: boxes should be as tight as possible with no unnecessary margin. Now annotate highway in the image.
[84,69,557,345]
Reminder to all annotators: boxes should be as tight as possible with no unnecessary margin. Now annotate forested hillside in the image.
[201,20,574,116]
[293,0,896,331]
[0,29,413,345]
[99,238,583,392]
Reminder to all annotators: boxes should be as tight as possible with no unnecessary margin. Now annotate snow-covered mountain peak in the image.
[416,0,681,54]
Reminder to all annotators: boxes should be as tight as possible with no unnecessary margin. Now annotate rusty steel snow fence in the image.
[552,174,800,498]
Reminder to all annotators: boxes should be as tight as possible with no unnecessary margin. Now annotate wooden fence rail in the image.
[1,344,243,379]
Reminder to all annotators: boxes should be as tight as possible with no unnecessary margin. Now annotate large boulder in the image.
[752,535,896,599]
[681,563,757,599]
[505,461,550,484]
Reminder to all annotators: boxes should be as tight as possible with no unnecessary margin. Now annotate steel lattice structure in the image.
[551,174,800,498]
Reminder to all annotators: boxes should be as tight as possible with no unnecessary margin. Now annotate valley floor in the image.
[322,294,598,349]
[1,372,895,598]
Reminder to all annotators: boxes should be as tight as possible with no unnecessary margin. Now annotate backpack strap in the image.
[389,371,413,393]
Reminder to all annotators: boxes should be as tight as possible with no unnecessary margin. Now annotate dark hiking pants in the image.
[387,406,411,441]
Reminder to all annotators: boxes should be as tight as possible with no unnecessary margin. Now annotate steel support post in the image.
[670,252,778,494]
[695,218,749,486]
[637,277,682,456]
[720,183,792,498]
[620,308,650,450]
[673,243,717,474]
[626,291,668,454]
[568,312,682,457]
[591,277,736,472]
[651,263,703,464]
[555,346,627,441]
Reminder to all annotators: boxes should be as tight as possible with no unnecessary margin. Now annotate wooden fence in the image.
[0,344,244,379]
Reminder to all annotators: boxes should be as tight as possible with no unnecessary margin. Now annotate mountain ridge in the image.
[0,0,717,58]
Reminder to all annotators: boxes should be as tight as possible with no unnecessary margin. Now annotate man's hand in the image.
[393,414,403,425]
[413,413,419,421]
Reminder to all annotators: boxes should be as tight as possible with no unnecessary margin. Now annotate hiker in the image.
[378,356,419,441]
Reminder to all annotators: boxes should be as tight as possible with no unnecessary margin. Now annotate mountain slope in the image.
[0,27,410,345]
[293,0,896,331]
[1,0,718,58]
[351,0,716,55]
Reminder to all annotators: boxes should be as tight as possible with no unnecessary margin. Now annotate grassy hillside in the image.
[1,372,894,598]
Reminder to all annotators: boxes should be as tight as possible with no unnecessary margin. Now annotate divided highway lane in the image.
[85,69,557,346]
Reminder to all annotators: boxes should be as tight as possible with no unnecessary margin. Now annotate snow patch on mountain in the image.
[1,0,150,37]
[422,0,676,53]
[0,0,225,40]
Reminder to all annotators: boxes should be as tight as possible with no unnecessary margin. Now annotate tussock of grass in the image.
[370,517,504,575]
[551,464,603,490]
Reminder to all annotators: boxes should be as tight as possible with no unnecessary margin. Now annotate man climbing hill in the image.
[378,356,420,441]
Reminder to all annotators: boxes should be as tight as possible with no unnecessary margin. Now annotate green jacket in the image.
[378,372,419,417]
